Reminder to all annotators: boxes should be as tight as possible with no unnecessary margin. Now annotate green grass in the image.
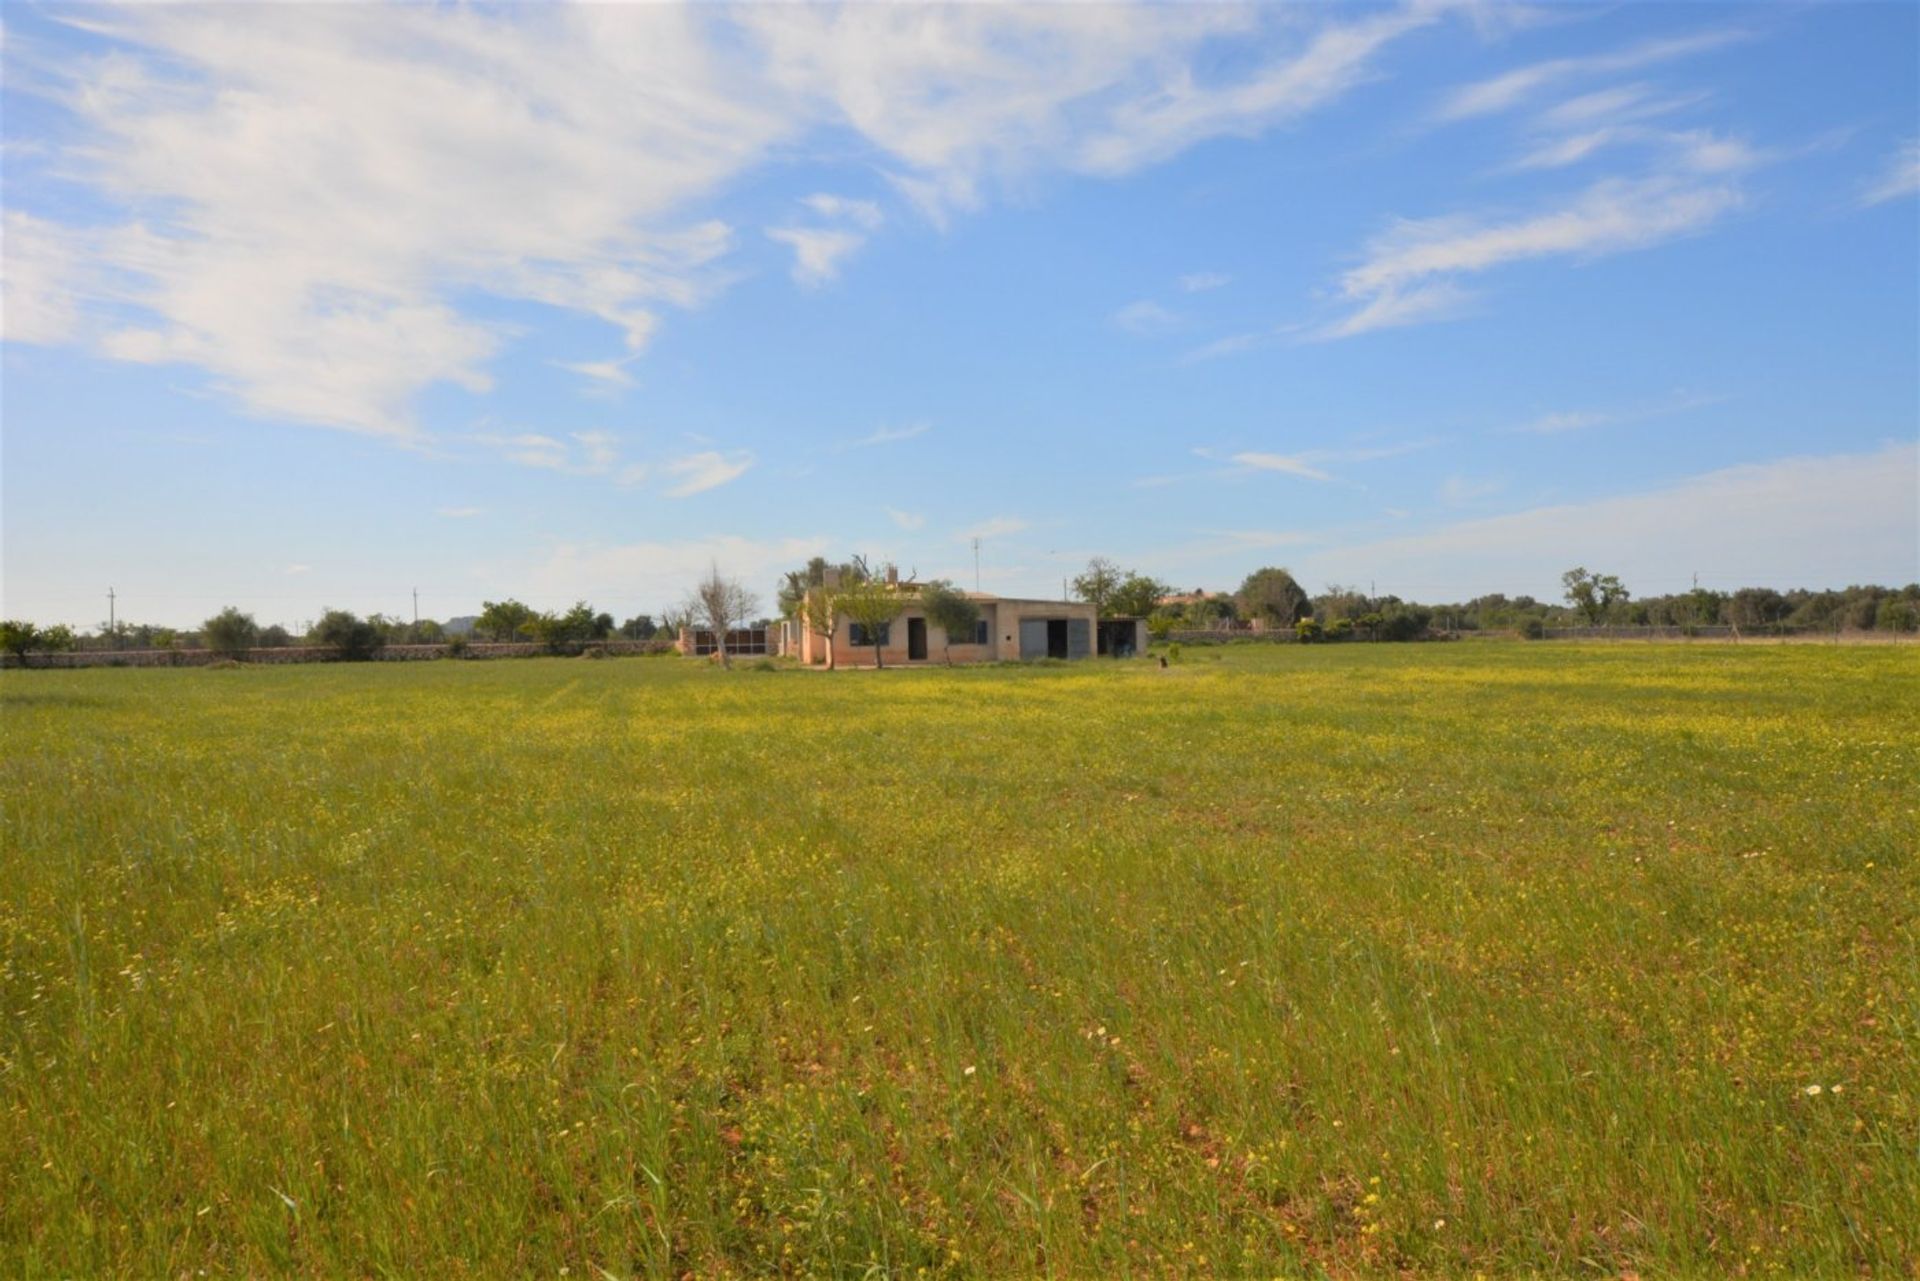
[3,644,1915,1277]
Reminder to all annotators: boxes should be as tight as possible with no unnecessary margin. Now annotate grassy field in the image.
[2,644,1915,1277]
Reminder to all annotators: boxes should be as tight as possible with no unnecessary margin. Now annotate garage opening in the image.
[907,617,928,661]
[1046,618,1069,659]
[1097,619,1140,657]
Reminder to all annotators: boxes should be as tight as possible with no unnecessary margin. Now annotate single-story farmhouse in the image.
[779,588,1145,666]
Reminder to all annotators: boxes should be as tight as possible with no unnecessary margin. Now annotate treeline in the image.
[1,600,672,664]
[1069,560,1920,640]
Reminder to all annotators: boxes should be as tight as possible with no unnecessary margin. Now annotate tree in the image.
[0,621,41,663]
[1071,558,1124,616]
[687,565,759,669]
[258,624,293,648]
[202,607,259,659]
[312,609,385,661]
[39,625,75,657]
[918,579,980,665]
[525,600,608,653]
[1562,567,1629,626]
[1237,567,1310,628]
[477,598,537,643]
[1314,584,1370,623]
[781,558,870,669]
[619,614,658,641]
[1109,573,1171,619]
[798,579,847,670]
[837,572,906,669]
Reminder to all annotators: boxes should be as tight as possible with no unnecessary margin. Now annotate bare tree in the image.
[687,564,760,668]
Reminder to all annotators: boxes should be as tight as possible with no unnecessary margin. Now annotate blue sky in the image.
[3,1,1916,630]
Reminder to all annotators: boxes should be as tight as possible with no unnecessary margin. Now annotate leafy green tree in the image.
[1562,567,1629,625]
[202,607,259,658]
[1237,567,1311,627]
[257,624,293,648]
[477,598,537,642]
[312,609,385,661]
[0,620,41,663]
[1071,558,1124,616]
[524,601,609,652]
[918,579,980,665]
[619,614,658,641]
[1294,617,1322,642]
[1109,573,1170,619]
[838,573,905,669]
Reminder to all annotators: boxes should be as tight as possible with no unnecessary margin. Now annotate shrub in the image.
[1326,617,1354,641]
[444,635,470,658]
[1521,618,1546,640]
[203,607,259,659]
[1166,642,1183,664]
[312,610,385,661]
[1295,618,1322,642]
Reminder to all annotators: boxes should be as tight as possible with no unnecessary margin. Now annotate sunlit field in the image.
[3,644,1915,1277]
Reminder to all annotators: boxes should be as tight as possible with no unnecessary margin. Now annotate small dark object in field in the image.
[1159,656,1168,669]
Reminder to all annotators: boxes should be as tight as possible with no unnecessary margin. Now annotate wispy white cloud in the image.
[1231,452,1332,482]
[766,226,868,287]
[743,3,1447,223]
[663,449,753,497]
[285,563,312,576]
[885,507,926,531]
[553,354,640,391]
[1179,272,1231,293]
[1192,439,1436,484]
[767,191,888,284]
[1505,389,1725,435]
[801,193,884,230]
[1437,29,1749,121]
[435,506,485,519]
[959,516,1029,541]
[1113,300,1183,335]
[847,422,930,449]
[1316,280,1473,340]
[486,430,623,476]
[6,6,764,436]
[1862,138,1920,206]
[1323,176,1742,339]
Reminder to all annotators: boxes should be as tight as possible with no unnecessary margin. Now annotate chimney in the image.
[886,564,899,587]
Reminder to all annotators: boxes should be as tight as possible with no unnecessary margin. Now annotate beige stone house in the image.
[778,589,1145,666]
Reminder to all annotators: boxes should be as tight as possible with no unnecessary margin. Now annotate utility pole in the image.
[108,587,116,638]
[412,587,419,627]
[973,537,981,592]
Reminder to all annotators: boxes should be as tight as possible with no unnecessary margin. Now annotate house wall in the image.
[792,598,1101,665]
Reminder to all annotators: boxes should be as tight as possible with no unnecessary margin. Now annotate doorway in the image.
[1046,618,1069,659]
[907,616,928,661]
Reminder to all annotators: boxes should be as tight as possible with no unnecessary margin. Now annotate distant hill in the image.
[443,616,478,637]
